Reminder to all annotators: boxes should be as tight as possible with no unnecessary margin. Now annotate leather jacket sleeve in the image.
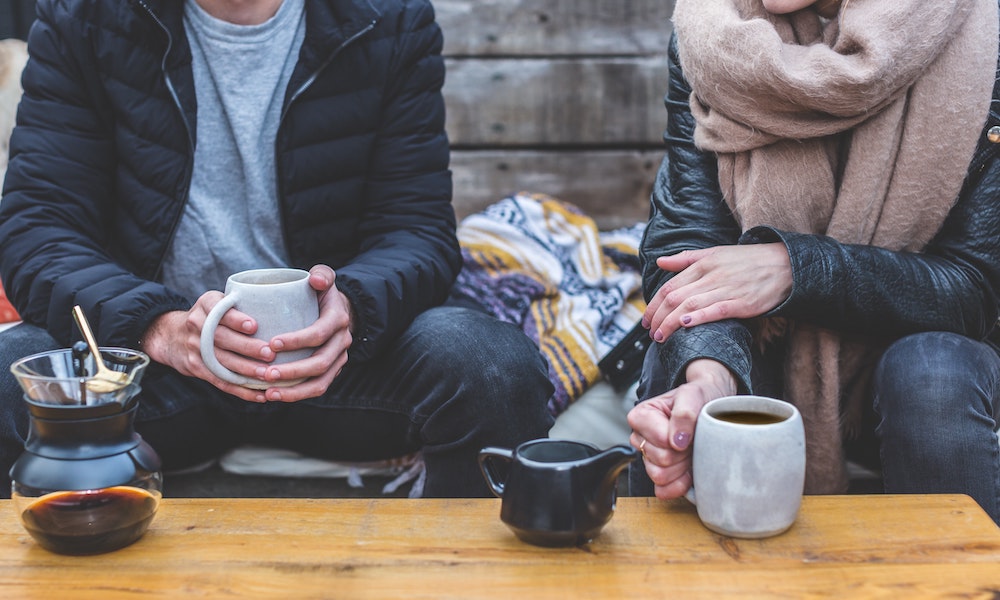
[641,33,1000,394]
[639,36,754,393]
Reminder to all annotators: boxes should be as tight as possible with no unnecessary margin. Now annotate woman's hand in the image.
[140,264,355,403]
[642,243,792,343]
[628,359,737,499]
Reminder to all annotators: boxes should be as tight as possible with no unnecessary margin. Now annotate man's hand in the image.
[251,264,354,402]
[139,292,276,402]
[140,264,355,403]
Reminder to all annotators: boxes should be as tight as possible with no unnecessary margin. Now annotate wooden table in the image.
[0,495,997,598]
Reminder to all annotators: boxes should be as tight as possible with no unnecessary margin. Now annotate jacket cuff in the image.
[655,321,754,394]
[334,279,375,362]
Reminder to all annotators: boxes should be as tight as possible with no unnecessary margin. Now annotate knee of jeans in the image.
[1,324,60,403]
[0,325,60,472]
[409,307,552,397]
[873,332,984,422]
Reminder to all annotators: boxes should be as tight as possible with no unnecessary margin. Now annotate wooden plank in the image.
[436,0,675,56]
[451,149,659,229]
[0,497,998,599]
[436,1,675,226]
[444,57,668,147]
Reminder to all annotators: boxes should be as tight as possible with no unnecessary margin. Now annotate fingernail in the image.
[268,368,281,380]
[255,367,266,379]
[641,318,649,329]
[681,315,692,325]
[654,330,664,342]
[269,391,282,402]
[242,320,254,333]
[271,339,285,351]
[674,431,691,450]
[254,394,266,403]
[260,347,274,360]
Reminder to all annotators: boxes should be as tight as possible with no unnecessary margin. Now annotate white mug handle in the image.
[199,292,258,387]
[685,486,697,505]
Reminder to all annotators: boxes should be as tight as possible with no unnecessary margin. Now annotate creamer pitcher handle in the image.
[477,447,513,498]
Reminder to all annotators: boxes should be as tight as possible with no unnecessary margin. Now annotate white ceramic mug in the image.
[199,268,319,390]
[685,395,806,538]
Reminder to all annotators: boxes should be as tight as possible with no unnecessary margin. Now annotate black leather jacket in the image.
[639,33,1000,394]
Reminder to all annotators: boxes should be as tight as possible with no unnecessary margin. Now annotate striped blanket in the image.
[452,193,646,416]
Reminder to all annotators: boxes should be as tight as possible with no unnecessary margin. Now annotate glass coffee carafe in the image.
[9,346,162,555]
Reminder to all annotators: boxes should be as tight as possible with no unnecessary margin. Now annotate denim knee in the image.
[873,331,998,431]
[872,331,1000,523]
[406,306,553,407]
[0,324,62,496]
[398,306,554,496]
[401,306,554,452]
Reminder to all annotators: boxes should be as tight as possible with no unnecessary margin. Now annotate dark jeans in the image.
[629,331,1000,525]
[0,306,555,498]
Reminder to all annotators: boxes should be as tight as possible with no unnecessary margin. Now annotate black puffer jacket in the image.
[640,33,1000,393]
[0,0,458,362]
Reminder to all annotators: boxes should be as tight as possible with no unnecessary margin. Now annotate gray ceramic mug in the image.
[199,268,319,390]
[686,395,806,538]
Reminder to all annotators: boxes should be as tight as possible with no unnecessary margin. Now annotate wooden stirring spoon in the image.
[71,305,130,393]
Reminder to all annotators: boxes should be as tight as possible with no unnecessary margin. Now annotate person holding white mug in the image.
[0,0,555,497]
[628,0,1000,525]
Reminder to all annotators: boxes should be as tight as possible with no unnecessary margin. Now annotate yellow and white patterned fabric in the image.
[452,193,646,415]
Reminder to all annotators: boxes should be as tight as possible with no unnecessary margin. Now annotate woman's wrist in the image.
[685,358,738,398]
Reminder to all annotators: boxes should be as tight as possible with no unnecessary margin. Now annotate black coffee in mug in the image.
[714,410,787,425]
[689,395,806,538]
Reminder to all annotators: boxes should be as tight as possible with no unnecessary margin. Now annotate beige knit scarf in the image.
[672,0,998,492]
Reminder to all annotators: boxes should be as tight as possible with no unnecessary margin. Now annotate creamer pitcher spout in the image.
[584,444,639,502]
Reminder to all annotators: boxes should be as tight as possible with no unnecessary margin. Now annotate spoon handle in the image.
[73,304,119,380]
[71,305,131,396]
[71,305,104,366]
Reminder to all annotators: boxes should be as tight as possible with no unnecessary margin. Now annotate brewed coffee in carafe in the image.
[8,346,162,555]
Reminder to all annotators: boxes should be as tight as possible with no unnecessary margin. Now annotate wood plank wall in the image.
[436,0,676,230]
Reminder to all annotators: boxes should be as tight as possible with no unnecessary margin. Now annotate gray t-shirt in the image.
[161,0,306,302]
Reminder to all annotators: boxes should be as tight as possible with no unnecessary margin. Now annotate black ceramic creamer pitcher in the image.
[478,439,637,547]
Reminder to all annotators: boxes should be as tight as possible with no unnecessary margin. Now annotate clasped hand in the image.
[141,265,353,403]
[628,359,737,499]
[628,243,791,498]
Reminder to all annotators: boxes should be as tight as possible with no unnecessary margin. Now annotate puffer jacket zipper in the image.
[132,0,379,268]
[279,18,378,126]
[130,0,196,281]
[274,16,379,259]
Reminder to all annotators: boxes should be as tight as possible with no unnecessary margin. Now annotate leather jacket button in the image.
[988,126,1000,143]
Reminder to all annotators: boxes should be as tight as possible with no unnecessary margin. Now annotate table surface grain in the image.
[0,495,998,599]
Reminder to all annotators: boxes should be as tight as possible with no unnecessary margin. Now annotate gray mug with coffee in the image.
[686,395,806,538]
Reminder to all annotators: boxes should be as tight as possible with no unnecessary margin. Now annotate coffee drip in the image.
[8,346,162,555]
